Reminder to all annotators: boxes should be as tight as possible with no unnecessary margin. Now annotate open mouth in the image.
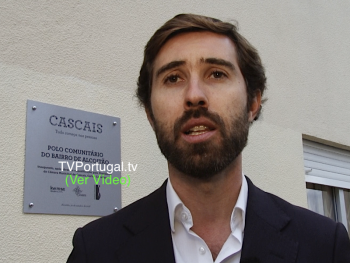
[180,118,217,143]
[184,125,213,136]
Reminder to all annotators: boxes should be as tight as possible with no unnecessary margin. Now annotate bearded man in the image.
[67,14,350,263]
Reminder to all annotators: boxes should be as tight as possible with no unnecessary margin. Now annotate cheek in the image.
[150,90,183,125]
[210,89,246,111]
[209,90,247,127]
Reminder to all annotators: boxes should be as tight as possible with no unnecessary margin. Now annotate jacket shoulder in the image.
[67,181,171,262]
[265,189,339,231]
[246,176,340,232]
[78,181,167,247]
[244,177,350,262]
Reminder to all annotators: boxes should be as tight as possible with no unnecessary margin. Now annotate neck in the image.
[168,154,243,224]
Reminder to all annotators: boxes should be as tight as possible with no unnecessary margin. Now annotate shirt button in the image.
[199,247,206,255]
[181,212,188,221]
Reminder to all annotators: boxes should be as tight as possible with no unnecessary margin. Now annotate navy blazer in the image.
[67,177,350,262]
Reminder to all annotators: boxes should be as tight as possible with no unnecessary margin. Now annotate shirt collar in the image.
[166,177,183,232]
[166,173,248,233]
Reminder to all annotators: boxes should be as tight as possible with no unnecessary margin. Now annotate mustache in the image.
[173,108,225,140]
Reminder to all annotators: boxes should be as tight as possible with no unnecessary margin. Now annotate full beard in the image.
[152,107,250,181]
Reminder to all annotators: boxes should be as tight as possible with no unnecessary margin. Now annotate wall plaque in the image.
[23,100,121,216]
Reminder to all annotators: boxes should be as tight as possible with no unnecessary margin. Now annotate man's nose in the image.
[184,79,208,110]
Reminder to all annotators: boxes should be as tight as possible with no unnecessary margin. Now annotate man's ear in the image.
[145,107,155,131]
[248,90,262,122]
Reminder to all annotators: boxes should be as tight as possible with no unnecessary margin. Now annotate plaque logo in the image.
[49,115,103,133]
[94,185,101,200]
[50,186,65,193]
[73,186,86,197]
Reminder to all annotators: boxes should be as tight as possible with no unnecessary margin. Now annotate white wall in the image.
[1,1,349,262]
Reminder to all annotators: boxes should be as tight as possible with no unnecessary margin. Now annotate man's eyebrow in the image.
[203,58,235,70]
[155,60,186,78]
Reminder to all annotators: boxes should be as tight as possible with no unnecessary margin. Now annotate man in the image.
[67,14,350,262]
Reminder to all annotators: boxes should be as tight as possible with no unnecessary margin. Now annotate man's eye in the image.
[211,71,226,79]
[165,74,180,83]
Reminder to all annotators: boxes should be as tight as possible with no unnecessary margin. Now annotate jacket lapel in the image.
[240,177,298,263]
[116,180,176,263]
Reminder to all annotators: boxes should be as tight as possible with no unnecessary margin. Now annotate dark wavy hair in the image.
[137,13,266,120]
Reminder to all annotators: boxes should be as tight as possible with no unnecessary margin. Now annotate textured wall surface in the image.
[1,1,349,262]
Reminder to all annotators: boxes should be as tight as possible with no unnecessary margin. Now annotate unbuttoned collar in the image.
[166,173,248,234]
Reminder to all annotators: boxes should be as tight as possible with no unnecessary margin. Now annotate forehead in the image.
[153,31,239,71]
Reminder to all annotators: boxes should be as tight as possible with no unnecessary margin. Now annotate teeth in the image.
[189,131,207,136]
[186,125,209,136]
[189,125,208,132]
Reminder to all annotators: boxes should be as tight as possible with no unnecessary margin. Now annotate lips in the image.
[181,118,217,143]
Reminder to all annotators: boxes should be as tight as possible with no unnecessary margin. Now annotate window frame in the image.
[303,140,350,232]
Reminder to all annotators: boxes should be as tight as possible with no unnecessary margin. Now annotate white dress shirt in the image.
[166,173,248,263]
